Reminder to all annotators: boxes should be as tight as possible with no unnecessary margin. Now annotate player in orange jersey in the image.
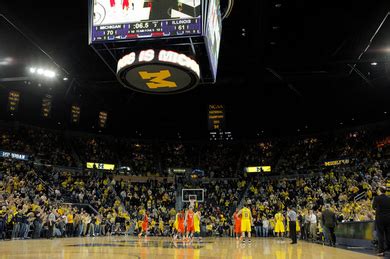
[138,211,149,238]
[233,208,242,240]
[185,206,195,241]
[177,210,185,239]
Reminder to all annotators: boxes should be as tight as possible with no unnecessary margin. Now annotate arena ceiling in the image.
[1,0,390,139]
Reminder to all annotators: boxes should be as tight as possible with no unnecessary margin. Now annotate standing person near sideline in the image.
[373,186,390,256]
[237,202,253,243]
[262,217,269,237]
[48,209,57,239]
[233,208,241,240]
[287,207,297,244]
[308,210,317,241]
[66,209,74,237]
[321,204,337,247]
[254,215,263,237]
[304,210,311,240]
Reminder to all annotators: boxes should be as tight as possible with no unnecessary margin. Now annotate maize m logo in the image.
[138,70,177,89]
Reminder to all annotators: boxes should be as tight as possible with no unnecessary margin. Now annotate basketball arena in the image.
[0,0,390,258]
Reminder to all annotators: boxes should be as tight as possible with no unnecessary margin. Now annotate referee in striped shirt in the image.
[287,207,297,244]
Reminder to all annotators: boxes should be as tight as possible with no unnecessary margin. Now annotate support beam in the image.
[0,77,31,82]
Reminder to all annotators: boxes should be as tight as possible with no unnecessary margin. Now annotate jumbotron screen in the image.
[205,0,221,80]
[91,0,202,42]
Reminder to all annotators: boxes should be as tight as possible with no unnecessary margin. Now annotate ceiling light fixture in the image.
[29,67,57,79]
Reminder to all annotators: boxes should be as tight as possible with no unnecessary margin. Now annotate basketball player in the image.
[274,210,285,240]
[237,202,252,243]
[110,0,115,7]
[174,210,185,240]
[185,206,195,241]
[138,211,148,238]
[194,210,201,242]
[233,208,241,240]
[172,211,179,240]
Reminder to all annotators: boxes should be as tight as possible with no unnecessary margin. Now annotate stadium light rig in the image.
[29,67,56,79]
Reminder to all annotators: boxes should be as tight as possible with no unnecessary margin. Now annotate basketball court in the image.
[0,237,377,258]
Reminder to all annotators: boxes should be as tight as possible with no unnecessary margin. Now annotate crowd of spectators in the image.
[199,143,241,178]
[0,125,76,167]
[118,142,158,176]
[160,143,200,170]
[0,158,179,239]
[242,135,389,241]
[242,141,279,169]
[72,136,118,165]
[276,137,327,174]
[0,122,390,241]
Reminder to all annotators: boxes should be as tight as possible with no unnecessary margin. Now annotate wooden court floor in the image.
[0,236,378,259]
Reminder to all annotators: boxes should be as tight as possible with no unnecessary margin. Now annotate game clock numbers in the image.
[133,22,150,29]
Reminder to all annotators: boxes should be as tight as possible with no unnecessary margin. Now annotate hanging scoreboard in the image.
[91,0,202,42]
[89,0,223,94]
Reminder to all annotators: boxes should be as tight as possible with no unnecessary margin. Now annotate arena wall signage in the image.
[168,168,188,174]
[117,49,200,94]
[0,150,29,161]
[244,166,272,173]
[208,104,225,131]
[86,162,115,170]
[324,159,350,167]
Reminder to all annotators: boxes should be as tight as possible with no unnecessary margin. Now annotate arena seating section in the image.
[0,122,389,240]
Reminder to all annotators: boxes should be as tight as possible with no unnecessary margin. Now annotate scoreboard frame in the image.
[88,0,204,44]
[88,0,222,92]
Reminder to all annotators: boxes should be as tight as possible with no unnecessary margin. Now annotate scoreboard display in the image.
[91,0,202,42]
[89,0,223,93]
